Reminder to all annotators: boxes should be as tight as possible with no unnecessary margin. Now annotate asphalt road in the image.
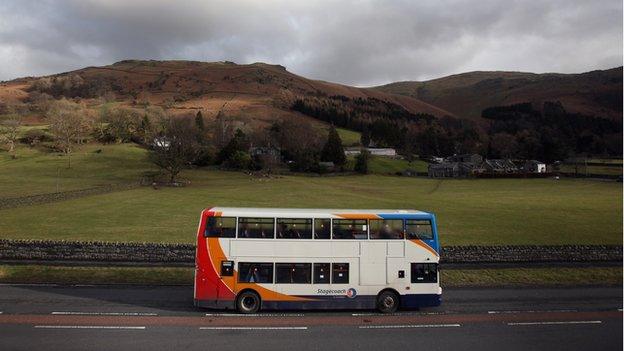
[0,284,621,351]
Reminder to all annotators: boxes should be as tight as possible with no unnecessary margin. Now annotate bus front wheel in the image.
[237,291,261,314]
[377,290,399,314]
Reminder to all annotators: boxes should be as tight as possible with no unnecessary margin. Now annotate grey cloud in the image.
[0,0,621,86]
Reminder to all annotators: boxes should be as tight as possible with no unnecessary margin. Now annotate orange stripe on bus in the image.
[206,238,313,302]
[409,239,439,257]
[335,213,381,220]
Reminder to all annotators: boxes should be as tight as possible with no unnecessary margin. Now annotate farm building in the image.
[478,159,519,174]
[344,147,397,156]
[428,162,477,178]
[524,160,547,173]
[446,154,483,164]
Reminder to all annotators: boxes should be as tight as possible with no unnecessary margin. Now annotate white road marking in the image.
[352,312,446,317]
[507,321,602,326]
[488,309,577,314]
[205,313,305,317]
[199,326,308,330]
[51,311,157,316]
[359,324,461,329]
[34,325,146,330]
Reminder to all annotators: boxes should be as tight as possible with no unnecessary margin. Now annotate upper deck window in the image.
[332,219,367,239]
[238,218,275,239]
[369,219,404,239]
[405,219,433,240]
[276,218,312,239]
[314,219,331,239]
[204,217,236,238]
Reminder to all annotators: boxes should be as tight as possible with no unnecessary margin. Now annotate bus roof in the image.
[205,207,434,219]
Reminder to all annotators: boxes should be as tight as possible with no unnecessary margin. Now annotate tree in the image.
[354,149,370,174]
[148,117,200,183]
[217,129,250,168]
[321,126,346,166]
[490,132,519,159]
[360,127,371,147]
[195,110,205,131]
[47,99,92,168]
[0,114,21,159]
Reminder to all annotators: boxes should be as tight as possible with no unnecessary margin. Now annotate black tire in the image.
[377,290,399,313]
[236,291,261,314]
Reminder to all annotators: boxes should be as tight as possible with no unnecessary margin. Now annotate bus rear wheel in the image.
[377,290,399,313]
[237,291,261,314]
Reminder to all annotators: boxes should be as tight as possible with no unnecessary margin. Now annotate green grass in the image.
[367,156,428,174]
[335,127,361,146]
[0,143,153,197]
[0,265,619,287]
[0,264,193,285]
[559,164,622,176]
[0,143,621,246]
[0,171,621,245]
[442,267,623,288]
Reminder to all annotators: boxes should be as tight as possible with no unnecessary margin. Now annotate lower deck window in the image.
[411,263,437,283]
[275,263,312,283]
[313,263,330,284]
[238,262,273,283]
[332,263,349,284]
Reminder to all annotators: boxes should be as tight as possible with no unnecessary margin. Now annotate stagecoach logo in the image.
[316,288,357,298]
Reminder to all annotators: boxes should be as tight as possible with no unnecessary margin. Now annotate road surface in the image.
[0,284,621,350]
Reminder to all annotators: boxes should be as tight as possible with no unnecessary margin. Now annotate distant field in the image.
[559,164,622,176]
[0,144,151,197]
[0,143,621,246]
[335,127,361,146]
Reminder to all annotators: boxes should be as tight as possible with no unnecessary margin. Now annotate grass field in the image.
[335,127,361,146]
[0,143,621,246]
[559,164,622,176]
[0,265,620,287]
[0,144,151,197]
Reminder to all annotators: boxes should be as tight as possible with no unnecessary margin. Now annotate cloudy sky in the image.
[0,0,621,86]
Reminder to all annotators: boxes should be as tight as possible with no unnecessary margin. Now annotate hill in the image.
[0,60,451,129]
[373,67,623,122]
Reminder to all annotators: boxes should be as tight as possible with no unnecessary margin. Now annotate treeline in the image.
[482,102,622,162]
[290,93,622,162]
[290,94,484,157]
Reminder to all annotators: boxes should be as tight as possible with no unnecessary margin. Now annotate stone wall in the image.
[0,239,620,265]
[440,245,622,263]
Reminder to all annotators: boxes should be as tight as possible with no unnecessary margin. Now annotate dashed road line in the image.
[507,321,602,326]
[488,309,577,314]
[199,326,308,330]
[34,325,146,330]
[51,311,158,316]
[205,313,305,317]
[359,324,461,329]
[352,312,447,317]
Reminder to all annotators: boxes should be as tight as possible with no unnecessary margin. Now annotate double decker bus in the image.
[194,207,441,313]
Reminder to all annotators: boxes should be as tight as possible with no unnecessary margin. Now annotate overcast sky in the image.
[0,0,621,86]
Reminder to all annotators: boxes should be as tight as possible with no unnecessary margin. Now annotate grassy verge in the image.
[0,265,193,285]
[0,265,620,287]
[442,267,623,288]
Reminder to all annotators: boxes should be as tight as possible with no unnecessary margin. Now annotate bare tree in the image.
[47,99,92,168]
[0,114,22,159]
[148,117,200,183]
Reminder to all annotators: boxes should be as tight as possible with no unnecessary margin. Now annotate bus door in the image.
[218,260,236,301]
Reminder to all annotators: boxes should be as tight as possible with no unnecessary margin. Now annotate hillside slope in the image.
[0,60,451,128]
[373,67,623,121]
